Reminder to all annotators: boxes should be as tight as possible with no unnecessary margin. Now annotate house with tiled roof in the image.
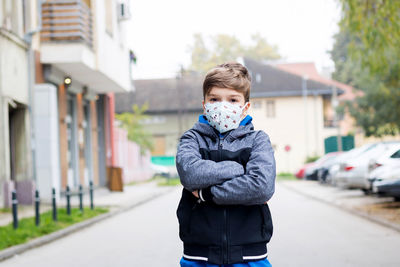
[243,58,352,173]
[275,62,358,136]
[115,58,354,173]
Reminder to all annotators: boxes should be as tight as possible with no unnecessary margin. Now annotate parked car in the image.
[372,179,400,201]
[368,164,400,190]
[328,143,378,185]
[362,145,400,191]
[317,152,344,183]
[303,152,342,180]
[333,142,400,191]
[295,162,315,179]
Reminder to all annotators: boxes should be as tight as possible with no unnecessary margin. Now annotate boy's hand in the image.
[192,190,199,198]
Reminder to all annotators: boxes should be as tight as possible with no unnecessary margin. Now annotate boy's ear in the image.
[202,100,205,114]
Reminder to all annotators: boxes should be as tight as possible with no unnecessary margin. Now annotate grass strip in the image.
[0,207,108,250]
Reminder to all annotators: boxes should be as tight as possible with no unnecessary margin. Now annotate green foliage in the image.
[332,0,400,137]
[0,207,108,250]
[188,33,280,73]
[115,104,154,154]
[305,155,320,163]
[277,172,293,177]
[276,173,296,181]
[0,208,11,213]
[154,176,181,186]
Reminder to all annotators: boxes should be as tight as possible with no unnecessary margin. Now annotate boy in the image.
[176,62,276,267]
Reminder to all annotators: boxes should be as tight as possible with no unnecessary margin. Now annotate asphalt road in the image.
[2,184,400,267]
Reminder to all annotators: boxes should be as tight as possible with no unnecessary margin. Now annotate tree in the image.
[115,104,154,154]
[332,0,400,137]
[188,33,280,73]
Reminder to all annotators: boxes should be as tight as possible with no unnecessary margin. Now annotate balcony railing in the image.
[41,0,93,48]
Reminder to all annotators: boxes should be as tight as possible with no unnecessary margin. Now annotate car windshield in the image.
[334,143,376,163]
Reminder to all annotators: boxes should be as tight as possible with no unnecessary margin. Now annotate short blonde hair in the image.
[203,62,251,102]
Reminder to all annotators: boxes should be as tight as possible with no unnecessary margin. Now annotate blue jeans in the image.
[180,257,272,267]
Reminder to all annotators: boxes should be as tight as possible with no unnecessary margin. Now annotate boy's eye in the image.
[210,98,218,102]
[230,99,238,103]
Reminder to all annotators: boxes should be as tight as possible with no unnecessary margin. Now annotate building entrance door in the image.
[67,95,79,188]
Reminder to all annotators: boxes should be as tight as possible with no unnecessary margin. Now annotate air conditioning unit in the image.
[117,1,131,21]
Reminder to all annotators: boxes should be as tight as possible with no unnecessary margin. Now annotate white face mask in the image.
[204,101,248,133]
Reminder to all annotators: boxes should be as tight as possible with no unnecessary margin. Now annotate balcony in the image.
[40,0,130,93]
[41,0,93,48]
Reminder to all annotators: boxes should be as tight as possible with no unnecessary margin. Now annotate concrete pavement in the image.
[0,186,183,267]
[2,183,400,266]
[269,183,400,266]
[0,181,176,261]
[279,180,400,232]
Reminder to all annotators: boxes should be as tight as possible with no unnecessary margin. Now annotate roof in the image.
[244,58,339,98]
[275,62,357,101]
[115,59,346,114]
[115,75,204,114]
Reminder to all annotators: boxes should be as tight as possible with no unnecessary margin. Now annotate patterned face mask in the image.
[204,101,248,133]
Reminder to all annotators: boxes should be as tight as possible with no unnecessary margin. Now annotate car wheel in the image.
[361,188,371,195]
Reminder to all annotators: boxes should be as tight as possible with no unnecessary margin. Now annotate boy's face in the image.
[203,87,251,119]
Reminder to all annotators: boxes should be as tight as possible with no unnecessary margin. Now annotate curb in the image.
[279,181,400,233]
[0,186,177,262]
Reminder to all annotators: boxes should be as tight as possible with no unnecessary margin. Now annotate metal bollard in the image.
[66,186,71,215]
[35,190,40,226]
[89,181,94,210]
[79,185,83,212]
[12,190,18,229]
[52,188,57,222]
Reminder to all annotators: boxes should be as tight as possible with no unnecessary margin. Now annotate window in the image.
[105,0,113,36]
[390,150,400,158]
[1,0,22,36]
[256,73,262,83]
[266,100,275,118]
[252,100,261,109]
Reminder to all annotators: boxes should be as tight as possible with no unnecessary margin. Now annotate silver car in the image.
[334,142,400,191]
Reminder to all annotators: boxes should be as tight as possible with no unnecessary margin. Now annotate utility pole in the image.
[176,70,183,138]
[332,85,342,151]
[302,75,309,157]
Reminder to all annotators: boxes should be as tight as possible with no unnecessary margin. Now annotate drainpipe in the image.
[24,0,42,183]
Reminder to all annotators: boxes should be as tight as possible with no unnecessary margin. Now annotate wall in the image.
[250,95,328,174]
[141,112,200,156]
[113,127,154,183]
[0,27,30,207]
[93,0,131,92]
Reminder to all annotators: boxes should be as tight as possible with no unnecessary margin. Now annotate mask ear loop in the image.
[240,102,249,120]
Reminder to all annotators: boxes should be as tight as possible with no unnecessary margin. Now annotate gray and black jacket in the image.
[176,115,276,265]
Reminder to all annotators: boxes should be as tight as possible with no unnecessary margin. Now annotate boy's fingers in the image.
[192,190,199,198]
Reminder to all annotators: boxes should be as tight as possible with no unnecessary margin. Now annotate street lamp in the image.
[64,77,72,85]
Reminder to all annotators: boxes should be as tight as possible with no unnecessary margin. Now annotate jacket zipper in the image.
[219,138,228,264]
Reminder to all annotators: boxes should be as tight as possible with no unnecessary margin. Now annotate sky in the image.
[127,0,342,80]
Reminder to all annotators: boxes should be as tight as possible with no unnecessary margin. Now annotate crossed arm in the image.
[176,131,276,205]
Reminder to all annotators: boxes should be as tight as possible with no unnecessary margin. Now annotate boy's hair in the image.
[203,62,251,102]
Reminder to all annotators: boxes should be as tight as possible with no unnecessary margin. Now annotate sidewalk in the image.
[0,181,177,261]
[279,179,400,232]
[0,181,175,227]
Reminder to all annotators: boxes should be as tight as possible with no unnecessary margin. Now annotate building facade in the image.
[116,58,353,174]
[0,0,33,207]
[32,0,133,200]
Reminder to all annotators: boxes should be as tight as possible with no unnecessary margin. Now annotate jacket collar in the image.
[194,114,254,140]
